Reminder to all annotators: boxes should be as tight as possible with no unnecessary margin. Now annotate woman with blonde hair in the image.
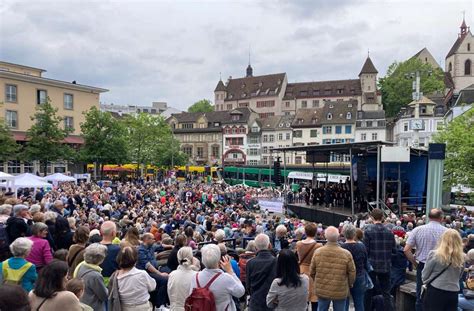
[422,229,464,311]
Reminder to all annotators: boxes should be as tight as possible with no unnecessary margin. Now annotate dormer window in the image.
[348,103,352,108]
[241,83,245,89]
[232,115,240,121]
[327,113,332,120]
[298,118,304,124]
[346,112,352,119]
[259,81,263,87]
[329,104,334,108]
[242,93,246,98]
[311,118,317,124]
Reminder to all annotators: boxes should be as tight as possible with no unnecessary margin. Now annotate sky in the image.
[1,0,473,111]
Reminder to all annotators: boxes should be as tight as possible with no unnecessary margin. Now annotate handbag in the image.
[421,263,451,300]
[364,270,374,290]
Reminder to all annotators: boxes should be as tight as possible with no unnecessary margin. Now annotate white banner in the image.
[258,198,284,214]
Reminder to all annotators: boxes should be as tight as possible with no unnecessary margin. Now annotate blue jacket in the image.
[137,244,161,270]
[0,257,37,292]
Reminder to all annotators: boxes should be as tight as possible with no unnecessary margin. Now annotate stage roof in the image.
[273,141,428,156]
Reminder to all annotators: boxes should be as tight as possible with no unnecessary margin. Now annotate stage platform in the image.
[287,203,353,227]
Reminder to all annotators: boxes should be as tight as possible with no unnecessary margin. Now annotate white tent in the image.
[0,172,15,180]
[13,174,51,189]
[15,173,46,181]
[45,173,76,183]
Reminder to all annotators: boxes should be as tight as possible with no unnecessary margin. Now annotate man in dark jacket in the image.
[6,204,31,243]
[246,233,277,311]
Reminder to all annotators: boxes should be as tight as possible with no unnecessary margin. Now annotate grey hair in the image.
[29,204,41,215]
[0,204,12,215]
[343,224,357,240]
[255,233,270,251]
[31,222,48,236]
[325,226,340,243]
[84,243,108,265]
[276,225,287,236]
[245,240,257,252]
[214,229,225,243]
[177,246,194,267]
[10,237,33,257]
[44,211,57,222]
[201,244,221,269]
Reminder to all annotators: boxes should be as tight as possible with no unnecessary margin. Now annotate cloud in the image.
[0,0,472,110]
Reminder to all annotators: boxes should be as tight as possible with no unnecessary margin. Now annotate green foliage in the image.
[0,119,19,162]
[125,113,178,173]
[154,135,188,167]
[80,107,129,171]
[23,99,74,172]
[379,58,445,117]
[434,109,474,187]
[188,99,214,113]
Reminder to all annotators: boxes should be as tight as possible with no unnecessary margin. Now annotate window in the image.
[263,157,268,165]
[293,130,302,138]
[469,43,471,52]
[7,160,20,174]
[256,100,275,108]
[5,84,17,102]
[301,100,307,108]
[286,133,291,140]
[269,135,274,142]
[151,109,157,114]
[322,126,332,134]
[249,136,259,144]
[372,133,378,141]
[182,146,193,156]
[248,149,259,156]
[263,135,268,142]
[465,59,471,75]
[335,126,342,134]
[436,121,444,131]
[345,125,352,134]
[251,126,259,133]
[248,160,259,166]
[232,114,240,121]
[366,121,373,127]
[295,156,302,164]
[310,129,318,138]
[226,104,233,110]
[37,90,47,104]
[278,133,283,140]
[285,101,290,108]
[449,62,453,72]
[361,133,366,141]
[258,112,275,119]
[211,146,219,157]
[197,147,204,158]
[225,137,243,146]
[182,123,194,129]
[5,110,17,128]
[312,100,319,108]
[263,147,268,154]
[23,161,34,173]
[377,120,386,127]
[323,139,332,144]
[327,113,332,120]
[239,102,249,108]
[403,122,409,132]
[64,116,74,131]
[346,112,352,119]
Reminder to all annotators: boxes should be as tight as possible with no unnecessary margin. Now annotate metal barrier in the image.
[198,238,237,250]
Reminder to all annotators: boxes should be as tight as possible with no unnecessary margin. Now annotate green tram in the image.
[222,165,350,188]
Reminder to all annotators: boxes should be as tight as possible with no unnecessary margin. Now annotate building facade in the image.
[101,101,181,118]
[0,61,107,174]
[355,110,387,142]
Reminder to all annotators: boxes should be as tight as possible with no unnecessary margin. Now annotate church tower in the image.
[445,17,474,93]
[214,78,226,111]
[359,56,380,111]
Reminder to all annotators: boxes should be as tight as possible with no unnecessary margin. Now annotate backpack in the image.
[0,223,9,261]
[2,259,32,285]
[185,272,225,311]
[238,253,255,283]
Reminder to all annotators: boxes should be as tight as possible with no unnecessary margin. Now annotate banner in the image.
[258,198,284,214]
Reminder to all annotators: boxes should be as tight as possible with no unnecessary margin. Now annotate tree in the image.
[379,58,445,117]
[154,135,188,168]
[434,108,474,187]
[125,113,176,175]
[188,99,214,113]
[80,107,129,179]
[0,119,19,162]
[23,99,73,174]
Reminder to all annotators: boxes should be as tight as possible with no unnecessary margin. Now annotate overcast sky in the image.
[1,0,473,111]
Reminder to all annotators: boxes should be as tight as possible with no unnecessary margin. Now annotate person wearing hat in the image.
[6,204,32,243]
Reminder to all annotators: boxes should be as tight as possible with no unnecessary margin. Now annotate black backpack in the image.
[0,222,10,261]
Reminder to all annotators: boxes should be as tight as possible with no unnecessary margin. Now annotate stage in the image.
[287,203,353,227]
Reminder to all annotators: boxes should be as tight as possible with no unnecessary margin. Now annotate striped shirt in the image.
[406,221,447,263]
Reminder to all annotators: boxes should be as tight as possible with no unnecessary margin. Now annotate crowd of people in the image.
[0,178,473,311]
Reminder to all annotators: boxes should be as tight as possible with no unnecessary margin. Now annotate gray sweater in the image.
[266,275,309,311]
[421,251,463,292]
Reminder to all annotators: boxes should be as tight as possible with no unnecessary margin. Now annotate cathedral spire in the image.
[246,46,253,77]
[460,12,469,36]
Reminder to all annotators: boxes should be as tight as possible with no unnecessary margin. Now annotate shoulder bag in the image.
[421,263,451,301]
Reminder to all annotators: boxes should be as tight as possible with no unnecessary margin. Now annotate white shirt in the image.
[117,267,156,306]
[189,268,245,311]
[168,265,197,311]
